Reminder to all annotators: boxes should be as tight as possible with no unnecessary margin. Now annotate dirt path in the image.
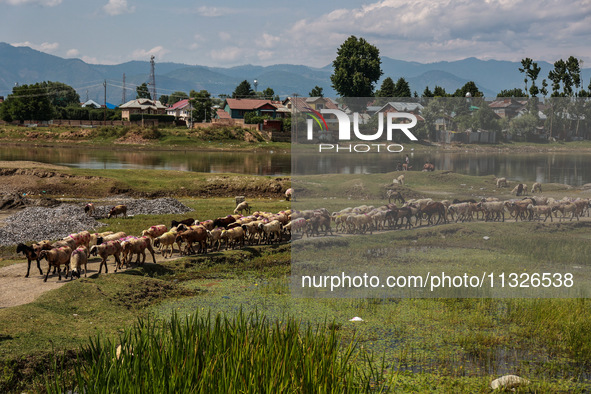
[0,252,180,309]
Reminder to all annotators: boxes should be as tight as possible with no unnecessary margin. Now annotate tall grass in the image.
[47,311,389,393]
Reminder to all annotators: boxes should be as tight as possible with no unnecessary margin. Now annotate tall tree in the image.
[330,36,382,98]
[433,86,448,97]
[136,83,151,99]
[261,87,275,100]
[519,58,533,95]
[422,86,434,97]
[376,77,396,97]
[527,62,541,97]
[309,86,324,97]
[453,81,481,98]
[393,77,411,97]
[232,80,254,98]
[189,89,213,123]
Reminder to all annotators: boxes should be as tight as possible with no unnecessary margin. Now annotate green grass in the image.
[47,311,388,393]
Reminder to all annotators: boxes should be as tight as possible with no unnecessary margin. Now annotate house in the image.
[218,98,279,119]
[166,99,192,122]
[488,98,526,119]
[81,99,102,108]
[373,101,425,122]
[119,98,166,120]
[282,97,340,113]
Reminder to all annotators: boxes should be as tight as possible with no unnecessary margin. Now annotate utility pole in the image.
[292,93,299,144]
[122,73,126,104]
[149,56,157,101]
[103,80,107,123]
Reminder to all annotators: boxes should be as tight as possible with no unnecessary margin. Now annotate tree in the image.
[453,81,482,98]
[0,83,54,122]
[433,86,448,97]
[498,88,527,97]
[189,89,213,123]
[233,80,254,98]
[168,91,189,104]
[44,81,80,107]
[519,58,533,95]
[159,95,169,105]
[422,86,434,97]
[136,83,151,99]
[330,36,382,99]
[393,77,411,98]
[261,87,275,100]
[309,86,324,97]
[376,77,396,98]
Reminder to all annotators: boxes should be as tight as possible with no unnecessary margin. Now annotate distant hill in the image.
[1,42,589,105]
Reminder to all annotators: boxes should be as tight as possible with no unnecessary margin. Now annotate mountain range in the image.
[1,42,590,105]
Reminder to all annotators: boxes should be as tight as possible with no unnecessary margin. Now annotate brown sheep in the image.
[70,246,89,279]
[90,241,123,273]
[108,205,127,219]
[122,236,157,267]
[39,246,72,282]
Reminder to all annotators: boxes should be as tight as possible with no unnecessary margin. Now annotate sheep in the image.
[387,190,405,204]
[555,202,579,221]
[285,188,294,201]
[70,246,89,279]
[448,203,473,223]
[527,204,553,222]
[213,215,237,229]
[207,227,225,251]
[478,201,506,222]
[63,230,91,249]
[220,227,245,249]
[153,231,178,258]
[95,232,127,245]
[531,182,542,193]
[170,218,195,229]
[84,203,95,217]
[122,236,157,266]
[108,204,127,219]
[306,215,333,236]
[241,221,265,244]
[234,201,251,215]
[90,241,123,273]
[258,220,283,243]
[39,246,72,282]
[421,202,447,225]
[397,174,405,185]
[16,240,52,277]
[141,225,168,239]
[198,220,215,231]
[496,177,508,188]
[511,184,526,196]
[89,231,114,247]
[176,227,208,255]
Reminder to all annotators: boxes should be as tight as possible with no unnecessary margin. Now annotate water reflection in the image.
[1,145,590,185]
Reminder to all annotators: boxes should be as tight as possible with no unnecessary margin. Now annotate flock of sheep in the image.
[16,199,294,282]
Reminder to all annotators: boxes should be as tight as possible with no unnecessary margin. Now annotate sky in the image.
[1,0,591,68]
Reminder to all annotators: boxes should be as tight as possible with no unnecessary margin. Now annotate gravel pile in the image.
[0,204,106,246]
[0,198,193,246]
[92,198,193,217]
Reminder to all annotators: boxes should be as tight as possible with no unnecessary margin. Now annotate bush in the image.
[141,126,162,140]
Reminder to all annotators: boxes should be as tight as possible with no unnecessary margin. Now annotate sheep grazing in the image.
[90,241,123,273]
[531,182,542,193]
[496,177,507,188]
[396,174,405,185]
[70,246,89,279]
[511,183,526,196]
[108,204,127,219]
[84,203,95,217]
[285,188,294,201]
[234,201,251,215]
[39,246,72,282]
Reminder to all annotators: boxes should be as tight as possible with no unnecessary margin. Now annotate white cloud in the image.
[218,32,232,42]
[12,41,59,52]
[130,46,169,60]
[0,0,61,5]
[210,47,244,62]
[66,48,80,58]
[195,6,235,17]
[257,50,274,61]
[103,0,134,16]
[285,0,591,65]
[261,33,280,49]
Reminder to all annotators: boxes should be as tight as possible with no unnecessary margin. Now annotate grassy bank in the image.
[0,124,290,152]
[2,168,591,391]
